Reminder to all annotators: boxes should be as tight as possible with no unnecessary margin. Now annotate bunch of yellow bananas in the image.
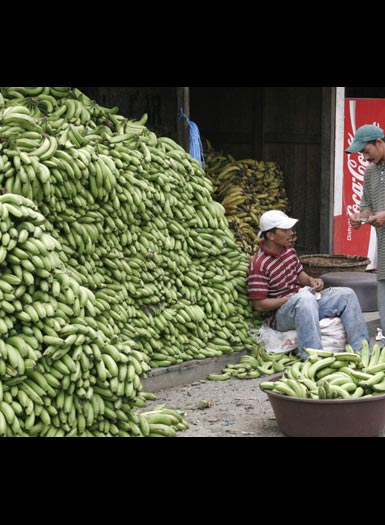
[203,140,236,195]
[204,144,290,256]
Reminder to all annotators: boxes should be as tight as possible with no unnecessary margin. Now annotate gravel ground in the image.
[142,376,284,437]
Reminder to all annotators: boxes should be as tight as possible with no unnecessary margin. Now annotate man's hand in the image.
[349,213,363,230]
[368,211,385,228]
[252,295,290,313]
[276,296,289,307]
[309,278,324,292]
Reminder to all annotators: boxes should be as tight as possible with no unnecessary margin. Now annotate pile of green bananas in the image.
[208,344,299,381]
[0,193,190,436]
[260,341,385,399]
[0,87,263,436]
[204,142,289,256]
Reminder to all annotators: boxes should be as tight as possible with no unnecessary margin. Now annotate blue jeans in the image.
[275,287,369,359]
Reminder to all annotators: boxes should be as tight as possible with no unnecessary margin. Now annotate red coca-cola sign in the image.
[333,98,385,269]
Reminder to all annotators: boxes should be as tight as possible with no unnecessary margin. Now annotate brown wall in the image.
[189,87,260,159]
[190,87,322,254]
[345,87,385,98]
[80,87,179,140]
[262,87,322,253]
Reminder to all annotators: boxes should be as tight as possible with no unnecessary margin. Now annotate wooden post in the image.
[320,86,337,254]
[177,87,190,152]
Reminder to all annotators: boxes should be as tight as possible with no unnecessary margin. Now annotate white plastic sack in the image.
[255,325,298,354]
[319,317,347,353]
[254,317,347,354]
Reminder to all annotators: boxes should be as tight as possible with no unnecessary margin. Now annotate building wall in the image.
[191,87,323,254]
[80,87,179,139]
[345,87,385,98]
[189,87,260,159]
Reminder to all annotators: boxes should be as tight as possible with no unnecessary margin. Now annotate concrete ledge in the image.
[142,351,247,392]
[364,311,381,338]
[367,318,381,338]
[322,272,378,312]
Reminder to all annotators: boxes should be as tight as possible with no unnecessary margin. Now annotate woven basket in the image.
[299,254,371,278]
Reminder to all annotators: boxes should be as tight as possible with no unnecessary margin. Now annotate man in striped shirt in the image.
[347,124,385,336]
[247,210,369,359]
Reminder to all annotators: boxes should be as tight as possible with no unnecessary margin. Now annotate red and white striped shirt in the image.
[247,241,303,326]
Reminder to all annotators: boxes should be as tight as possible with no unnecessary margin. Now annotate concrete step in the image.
[365,311,381,338]
[142,351,247,393]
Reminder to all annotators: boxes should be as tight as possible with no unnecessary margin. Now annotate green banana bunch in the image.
[260,341,385,400]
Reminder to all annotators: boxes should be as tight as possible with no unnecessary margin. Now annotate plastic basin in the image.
[261,374,385,437]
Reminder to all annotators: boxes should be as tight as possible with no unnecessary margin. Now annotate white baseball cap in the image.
[259,210,298,236]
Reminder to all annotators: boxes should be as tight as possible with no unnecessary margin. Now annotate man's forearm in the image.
[252,297,288,313]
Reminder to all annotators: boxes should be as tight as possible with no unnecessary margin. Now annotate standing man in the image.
[247,210,369,359]
[346,124,385,333]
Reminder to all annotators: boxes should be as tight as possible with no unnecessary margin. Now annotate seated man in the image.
[246,210,369,359]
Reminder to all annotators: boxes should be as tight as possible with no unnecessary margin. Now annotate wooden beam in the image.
[176,87,190,152]
[320,87,336,253]
[264,132,321,144]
